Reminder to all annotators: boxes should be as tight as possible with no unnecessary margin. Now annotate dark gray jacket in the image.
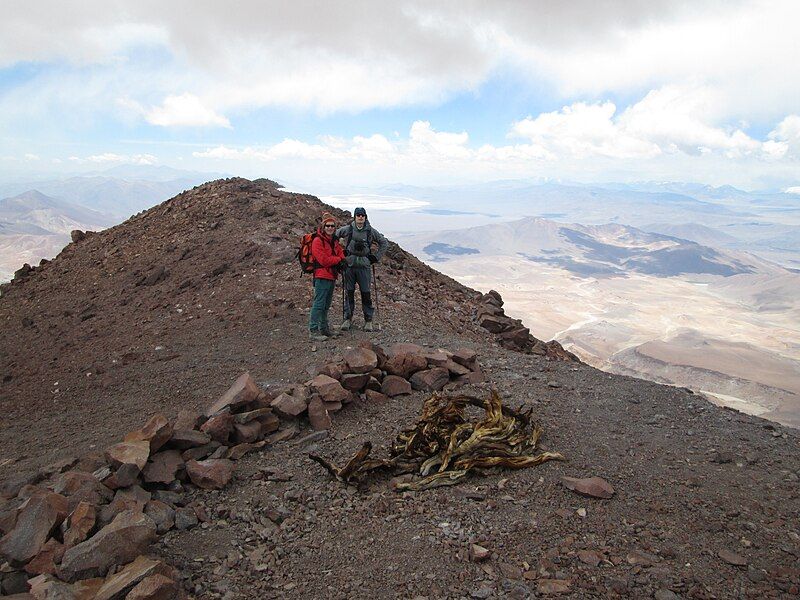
[334,220,388,269]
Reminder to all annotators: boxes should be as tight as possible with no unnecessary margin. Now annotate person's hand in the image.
[368,254,378,264]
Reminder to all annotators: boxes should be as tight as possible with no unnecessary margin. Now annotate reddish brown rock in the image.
[384,353,428,379]
[365,390,389,403]
[381,375,412,397]
[500,326,531,348]
[366,376,381,391]
[199,413,234,444]
[359,340,387,368]
[28,574,75,599]
[270,393,307,418]
[452,348,478,369]
[104,441,150,471]
[144,501,175,534]
[387,343,424,357]
[258,413,280,435]
[62,502,96,549]
[205,372,260,416]
[455,369,486,385]
[53,472,112,508]
[59,510,157,582]
[73,577,105,598]
[469,544,490,562]
[125,574,180,600]
[0,495,65,565]
[577,550,603,567]
[24,539,64,575]
[537,579,571,594]
[124,414,173,453]
[142,450,184,485]
[226,441,267,460]
[307,397,331,431]
[340,373,370,392]
[185,459,234,490]
[103,463,142,491]
[718,548,748,566]
[443,359,471,376]
[94,555,173,600]
[561,476,615,499]
[168,430,211,450]
[309,374,351,404]
[410,367,450,392]
[479,314,508,333]
[318,362,343,381]
[173,409,200,431]
[233,407,274,424]
[233,421,262,444]
[343,347,378,374]
[180,442,220,462]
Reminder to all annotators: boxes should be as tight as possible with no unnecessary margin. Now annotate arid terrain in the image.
[397,218,800,428]
[0,178,798,599]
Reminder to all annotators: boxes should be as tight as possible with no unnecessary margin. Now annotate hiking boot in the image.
[363,321,375,332]
[309,331,327,342]
[322,327,340,338]
[340,319,351,331]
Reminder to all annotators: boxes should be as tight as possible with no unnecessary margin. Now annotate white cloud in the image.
[145,93,231,128]
[24,153,40,161]
[785,186,800,194]
[409,121,471,160]
[69,153,158,165]
[769,115,800,158]
[2,1,795,121]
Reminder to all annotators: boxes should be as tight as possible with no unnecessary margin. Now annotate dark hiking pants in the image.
[309,278,335,332]
[342,266,374,322]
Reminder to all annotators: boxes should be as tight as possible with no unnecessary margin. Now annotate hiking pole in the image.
[372,264,379,327]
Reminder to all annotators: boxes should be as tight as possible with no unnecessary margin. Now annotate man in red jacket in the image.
[309,212,345,341]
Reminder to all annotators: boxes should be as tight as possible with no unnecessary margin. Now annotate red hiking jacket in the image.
[311,228,345,280]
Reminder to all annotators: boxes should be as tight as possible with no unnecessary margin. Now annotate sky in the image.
[1,0,799,191]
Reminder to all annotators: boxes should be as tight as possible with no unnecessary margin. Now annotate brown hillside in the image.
[1,177,798,598]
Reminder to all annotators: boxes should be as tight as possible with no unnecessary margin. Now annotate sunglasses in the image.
[324,224,336,228]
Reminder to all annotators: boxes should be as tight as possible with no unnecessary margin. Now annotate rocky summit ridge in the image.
[0,177,798,599]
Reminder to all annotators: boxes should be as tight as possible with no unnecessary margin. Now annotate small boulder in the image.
[0,494,65,565]
[365,390,388,403]
[340,373,370,392]
[62,501,96,549]
[233,421,262,444]
[384,353,428,379]
[205,372,260,416]
[199,413,234,444]
[142,451,184,485]
[381,375,412,397]
[270,393,307,418]
[410,367,450,392]
[59,510,157,582]
[168,430,211,450]
[387,343,423,357]
[343,347,378,374]
[173,409,200,431]
[309,375,351,404]
[561,476,615,499]
[125,574,179,600]
[94,555,173,600]
[104,441,150,471]
[124,414,173,453]
[185,459,234,490]
[307,397,331,431]
[144,501,175,534]
[452,348,478,369]
[24,539,64,576]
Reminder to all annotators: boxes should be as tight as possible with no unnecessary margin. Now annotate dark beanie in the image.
[354,207,367,217]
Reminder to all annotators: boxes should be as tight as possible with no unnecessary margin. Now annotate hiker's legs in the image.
[355,267,374,322]
[342,267,356,320]
[320,279,335,332]
[309,278,334,332]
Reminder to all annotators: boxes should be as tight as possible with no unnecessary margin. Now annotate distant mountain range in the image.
[0,166,226,280]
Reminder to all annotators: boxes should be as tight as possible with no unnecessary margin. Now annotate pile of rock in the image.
[0,372,288,598]
[0,344,484,596]
[476,290,578,361]
[298,341,485,431]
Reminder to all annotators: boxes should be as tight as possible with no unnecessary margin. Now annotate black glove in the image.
[368,254,378,264]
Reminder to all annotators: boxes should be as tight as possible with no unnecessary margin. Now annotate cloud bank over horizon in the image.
[1,0,798,189]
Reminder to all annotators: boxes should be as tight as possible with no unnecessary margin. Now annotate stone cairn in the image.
[476,290,577,361]
[0,341,484,598]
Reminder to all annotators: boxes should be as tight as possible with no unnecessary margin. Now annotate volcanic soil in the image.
[1,178,798,598]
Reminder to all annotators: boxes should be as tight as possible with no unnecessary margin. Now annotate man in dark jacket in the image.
[309,212,345,341]
[334,207,388,331]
